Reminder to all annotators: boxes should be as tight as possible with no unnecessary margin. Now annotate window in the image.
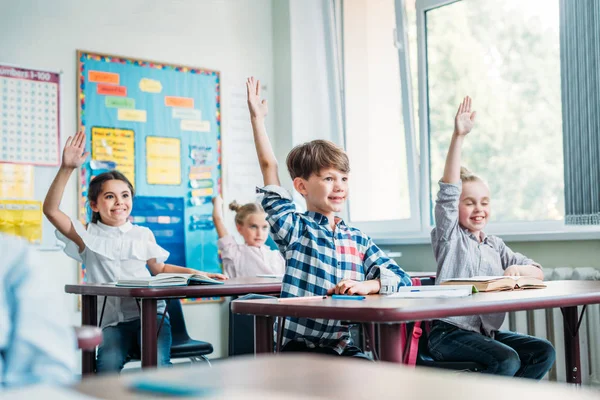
[424,0,563,223]
[339,0,573,240]
[342,0,420,235]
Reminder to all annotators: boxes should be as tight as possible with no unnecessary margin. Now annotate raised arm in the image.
[43,131,89,252]
[442,96,476,184]
[212,195,228,238]
[246,77,280,186]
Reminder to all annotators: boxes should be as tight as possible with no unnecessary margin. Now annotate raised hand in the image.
[454,96,477,136]
[246,76,268,119]
[212,195,224,219]
[62,131,89,169]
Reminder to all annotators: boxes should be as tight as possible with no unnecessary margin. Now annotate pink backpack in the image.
[400,277,423,366]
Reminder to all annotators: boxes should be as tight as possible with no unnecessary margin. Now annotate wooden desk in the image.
[74,354,600,399]
[65,277,282,373]
[232,280,600,384]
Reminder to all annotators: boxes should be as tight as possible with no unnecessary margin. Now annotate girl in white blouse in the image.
[43,131,226,373]
[212,196,285,278]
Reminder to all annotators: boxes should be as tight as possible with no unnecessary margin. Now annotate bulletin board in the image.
[77,51,222,302]
[0,63,61,248]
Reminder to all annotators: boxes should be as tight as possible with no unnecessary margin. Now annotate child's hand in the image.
[212,196,223,219]
[454,96,476,137]
[62,131,89,169]
[191,269,228,280]
[327,279,379,295]
[246,76,268,120]
[205,272,228,280]
[504,266,521,277]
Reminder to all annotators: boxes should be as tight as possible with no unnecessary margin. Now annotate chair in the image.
[166,299,214,366]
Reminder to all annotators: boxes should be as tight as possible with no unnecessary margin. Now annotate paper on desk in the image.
[256,274,284,279]
[387,285,474,298]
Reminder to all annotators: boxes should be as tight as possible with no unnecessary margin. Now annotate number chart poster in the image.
[77,51,222,298]
[0,64,60,166]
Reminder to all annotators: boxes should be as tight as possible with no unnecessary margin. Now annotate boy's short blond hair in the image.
[286,140,350,180]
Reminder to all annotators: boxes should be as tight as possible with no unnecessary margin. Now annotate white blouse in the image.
[56,219,169,328]
[218,235,285,278]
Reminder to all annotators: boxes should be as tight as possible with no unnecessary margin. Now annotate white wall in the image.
[0,0,275,362]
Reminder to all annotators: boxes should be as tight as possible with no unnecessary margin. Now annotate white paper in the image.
[387,285,473,298]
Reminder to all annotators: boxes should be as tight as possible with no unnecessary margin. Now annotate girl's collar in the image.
[96,220,133,233]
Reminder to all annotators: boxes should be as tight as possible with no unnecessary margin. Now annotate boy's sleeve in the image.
[432,181,462,242]
[494,237,542,270]
[363,237,412,294]
[257,185,304,251]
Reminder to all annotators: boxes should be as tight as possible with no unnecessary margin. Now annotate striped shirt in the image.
[431,181,541,336]
[259,185,411,353]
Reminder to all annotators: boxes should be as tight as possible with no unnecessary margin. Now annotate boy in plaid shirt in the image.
[246,77,411,357]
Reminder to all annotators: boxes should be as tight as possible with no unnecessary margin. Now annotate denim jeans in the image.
[96,315,172,373]
[428,320,555,379]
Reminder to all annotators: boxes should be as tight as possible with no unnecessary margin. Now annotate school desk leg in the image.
[255,316,274,354]
[561,306,583,384]
[81,295,98,375]
[140,299,158,368]
[378,323,404,363]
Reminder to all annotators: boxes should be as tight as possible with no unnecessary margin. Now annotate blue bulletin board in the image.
[76,51,222,298]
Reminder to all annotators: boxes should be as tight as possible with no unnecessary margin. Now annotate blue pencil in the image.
[331,295,366,300]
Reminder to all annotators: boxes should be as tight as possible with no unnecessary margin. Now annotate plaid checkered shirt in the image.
[258,185,412,353]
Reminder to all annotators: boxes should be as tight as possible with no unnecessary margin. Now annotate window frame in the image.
[341,0,422,237]
[341,0,600,243]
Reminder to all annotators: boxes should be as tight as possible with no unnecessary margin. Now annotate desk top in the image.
[65,272,436,299]
[232,280,600,323]
[65,276,282,298]
[74,354,599,399]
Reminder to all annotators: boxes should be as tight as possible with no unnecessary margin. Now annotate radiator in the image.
[506,267,600,386]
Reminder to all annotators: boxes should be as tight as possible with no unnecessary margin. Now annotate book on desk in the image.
[441,276,546,292]
[116,273,225,287]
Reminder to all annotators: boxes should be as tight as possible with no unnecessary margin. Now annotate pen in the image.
[331,295,366,300]
[278,295,327,303]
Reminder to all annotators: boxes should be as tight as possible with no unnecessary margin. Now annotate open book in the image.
[116,273,224,287]
[441,276,546,292]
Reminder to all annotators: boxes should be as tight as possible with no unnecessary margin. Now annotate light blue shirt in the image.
[0,234,75,389]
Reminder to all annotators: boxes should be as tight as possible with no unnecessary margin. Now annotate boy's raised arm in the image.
[442,96,476,184]
[246,77,280,186]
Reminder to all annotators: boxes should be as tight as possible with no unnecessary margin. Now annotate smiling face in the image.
[458,180,491,238]
[236,212,270,247]
[90,179,133,227]
[293,168,349,219]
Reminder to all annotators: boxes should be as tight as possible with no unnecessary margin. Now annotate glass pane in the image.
[426,0,563,222]
[343,0,411,222]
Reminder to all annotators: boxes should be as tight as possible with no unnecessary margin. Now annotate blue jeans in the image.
[428,320,555,379]
[96,315,172,373]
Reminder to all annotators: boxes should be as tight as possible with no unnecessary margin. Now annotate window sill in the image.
[370,224,600,245]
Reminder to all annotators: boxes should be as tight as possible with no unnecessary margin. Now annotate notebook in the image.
[116,273,224,287]
[441,276,546,292]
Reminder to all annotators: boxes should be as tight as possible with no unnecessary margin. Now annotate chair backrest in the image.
[166,299,191,343]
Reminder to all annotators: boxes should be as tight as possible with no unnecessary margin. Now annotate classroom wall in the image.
[0,0,275,360]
